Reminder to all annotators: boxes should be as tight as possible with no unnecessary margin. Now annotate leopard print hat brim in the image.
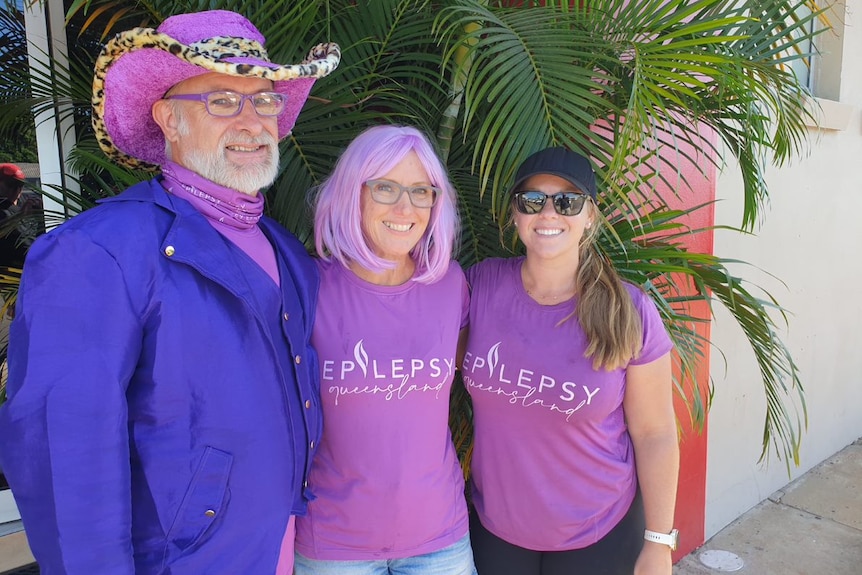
[91,10,341,170]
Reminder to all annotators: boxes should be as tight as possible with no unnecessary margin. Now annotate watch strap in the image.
[644,528,679,551]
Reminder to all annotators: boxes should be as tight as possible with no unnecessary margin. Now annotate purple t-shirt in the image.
[463,257,673,551]
[295,259,470,560]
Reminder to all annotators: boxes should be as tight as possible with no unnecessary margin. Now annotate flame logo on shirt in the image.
[354,340,369,376]
[487,342,500,378]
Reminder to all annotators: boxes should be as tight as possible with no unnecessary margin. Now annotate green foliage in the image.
[0,0,827,469]
[0,120,38,163]
[0,1,37,162]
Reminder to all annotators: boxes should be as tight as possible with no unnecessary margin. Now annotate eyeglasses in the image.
[513,190,590,216]
[365,179,440,208]
[165,90,286,117]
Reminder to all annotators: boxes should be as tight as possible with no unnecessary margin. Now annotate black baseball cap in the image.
[509,147,597,200]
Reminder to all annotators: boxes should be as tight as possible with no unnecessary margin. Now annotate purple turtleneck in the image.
[160,161,279,286]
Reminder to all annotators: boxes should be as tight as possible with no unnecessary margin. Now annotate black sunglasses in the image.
[513,191,590,216]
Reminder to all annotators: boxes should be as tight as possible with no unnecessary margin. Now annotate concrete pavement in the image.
[0,531,32,575]
[674,437,862,575]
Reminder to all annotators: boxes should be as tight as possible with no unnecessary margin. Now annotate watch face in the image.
[670,529,680,550]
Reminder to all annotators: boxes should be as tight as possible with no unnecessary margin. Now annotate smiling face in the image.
[152,72,280,195]
[360,150,432,268]
[513,173,594,263]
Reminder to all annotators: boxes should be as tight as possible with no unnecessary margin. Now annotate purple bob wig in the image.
[313,124,460,284]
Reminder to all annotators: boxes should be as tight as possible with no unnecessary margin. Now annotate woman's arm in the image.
[624,352,679,575]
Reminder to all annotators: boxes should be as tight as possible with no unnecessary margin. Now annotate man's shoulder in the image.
[259,216,312,255]
[38,179,169,247]
[67,179,163,219]
[95,178,166,210]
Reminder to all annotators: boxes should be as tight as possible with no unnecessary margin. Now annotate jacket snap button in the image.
[305,400,311,409]
[204,509,216,517]
[295,355,301,364]
[164,246,175,257]
[283,312,289,321]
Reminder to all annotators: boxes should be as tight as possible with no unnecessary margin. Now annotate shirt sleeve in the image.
[628,284,674,366]
[0,229,141,574]
[465,260,480,289]
[457,264,470,329]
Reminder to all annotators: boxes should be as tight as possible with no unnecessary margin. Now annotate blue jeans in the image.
[294,533,478,575]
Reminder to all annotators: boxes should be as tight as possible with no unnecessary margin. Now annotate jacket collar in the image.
[98,178,315,311]
[102,178,267,307]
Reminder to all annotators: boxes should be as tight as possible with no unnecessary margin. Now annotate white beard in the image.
[173,109,280,195]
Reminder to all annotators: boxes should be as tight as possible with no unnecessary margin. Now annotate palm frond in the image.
[0,0,823,466]
[437,2,618,208]
[603,200,806,466]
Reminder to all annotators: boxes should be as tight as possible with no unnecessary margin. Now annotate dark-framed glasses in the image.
[165,90,286,117]
[365,179,440,208]
[513,190,590,216]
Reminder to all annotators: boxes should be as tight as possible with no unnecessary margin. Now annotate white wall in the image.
[705,3,862,536]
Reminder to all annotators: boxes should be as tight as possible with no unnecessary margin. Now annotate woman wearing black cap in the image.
[460,147,679,575]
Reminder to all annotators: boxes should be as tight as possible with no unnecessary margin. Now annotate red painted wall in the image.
[654,134,716,559]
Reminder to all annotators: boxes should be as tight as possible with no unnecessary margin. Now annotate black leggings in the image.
[469,491,645,575]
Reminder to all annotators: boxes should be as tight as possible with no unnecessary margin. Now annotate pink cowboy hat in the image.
[92,10,340,170]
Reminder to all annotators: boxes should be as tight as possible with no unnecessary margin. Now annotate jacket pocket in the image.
[165,446,233,553]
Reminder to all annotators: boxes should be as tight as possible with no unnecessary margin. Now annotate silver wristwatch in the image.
[644,528,679,551]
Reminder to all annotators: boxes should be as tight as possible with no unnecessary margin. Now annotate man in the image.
[0,163,26,209]
[0,163,29,367]
[0,10,339,574]
[0,163,29,269]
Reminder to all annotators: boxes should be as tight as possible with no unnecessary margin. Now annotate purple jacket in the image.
[0,179,321,574]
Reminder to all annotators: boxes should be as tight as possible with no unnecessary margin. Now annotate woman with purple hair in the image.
[294,125,477,575]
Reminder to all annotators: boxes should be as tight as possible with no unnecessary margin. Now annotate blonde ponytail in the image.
[569,205,643,371]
